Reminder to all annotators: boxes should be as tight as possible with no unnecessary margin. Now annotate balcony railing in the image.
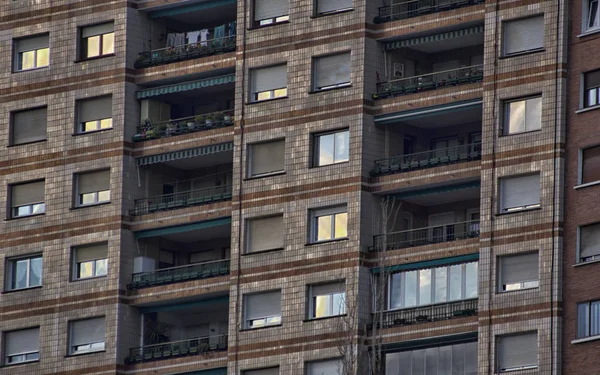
[131,185,232,216]
[133,110,234,142]
[129,259,230,289]
[126,334,228,363]
[374,65,484,100]
[376,0,485,23]
[370,220,480,252]
[374,298,478,329]
[134,35,236,69]
[371,142,482,176]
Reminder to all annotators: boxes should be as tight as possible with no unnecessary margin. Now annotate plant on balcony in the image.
[133,119,153,141]
[194,114,206,127]
[214,112,225,125]
[144,318,170,345]
[223,112,233,125]
[205,114,215,127]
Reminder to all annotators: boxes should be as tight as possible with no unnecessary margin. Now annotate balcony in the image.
[131,184,232,216]
[130,259,230,289]
[374,65,483,100]
[126,334,227,363]
[375,0,485,23]
[376,298,478,328]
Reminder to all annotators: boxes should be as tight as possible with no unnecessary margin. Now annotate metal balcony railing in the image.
[374,65,484,100]
[374,298,478,329]
[131,185,232,216]
[133,110,234,142]
[376,0,485,23]
[134,35,236,68]
[370,220,480,252]
[371,142,482,176]
[126,334,228,363]
[129,259,230,289]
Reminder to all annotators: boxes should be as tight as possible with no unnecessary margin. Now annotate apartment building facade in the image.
[0,0,568,375]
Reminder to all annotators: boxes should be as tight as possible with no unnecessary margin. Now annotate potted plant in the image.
[194,114,206,127]
[223,112,233,125]
[205,114,215,127]
[214,112,225,125]
[187,117,196,129]
[146,128,158,139]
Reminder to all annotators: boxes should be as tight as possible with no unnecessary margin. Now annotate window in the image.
[388,262,478,309]
[306,358,343,375]
[499,174,540,213]
[580,145,600,184]
[578,223,600,263]
[244,291,282,329]
[313,52,351,91]
[498,252,539,292]
[14,34,49,71]
[254,0,289,26]
[75,170,110,207]
[313,129,349,167]
[310,206,348,242]
[246,215,284,253]
[503,16,544,56]
[504,96,542,134]
[10,180,45,218]
[578,300,600,339]
[308,282,346,319]
[583,70,600,108]
[6,255,42,291]
[385,342,477,375]
[585,0,600,32]
[315,0,352,15]
[10,107,47,145]
[248,139,285,177]
[69,317,106,355]
[3,328,40,365]
[250,65,287,102]
[76,96,113,133]
[244,368,279,375]
[80,22,114,59]
[496,332,538,372]
[73,243,108,280]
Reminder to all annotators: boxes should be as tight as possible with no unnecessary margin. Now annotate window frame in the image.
[249,64,288,103]
[577,300,600,339]
[305,358,344,375]
[71,243,108,281]
[312,129,350,167]
[13,34,50,72]
[502,15,545,57]
[78,22,115,61]
[498,173,541,213]
[245,214,285,254]
[496,332,538,372]
[497,252,539,293]
[583,0,600,34]
[502,95,542,135]
[68,317,106,356]
[74,169,111,208]
[311,51,352,92]
[9,106,48,146]
[577,222,600,263]
[5,254,43,292]
[578,145,600,185]
[3,327,40,366]
[308,281,346,319]
[247,138,286,178]
[313,0,353,16]
[582,70,600,109]
[309,205,348,243]
[9,180,46,219]
[243,290,283,329]
[252,0,289,27]
[75,95,113,134]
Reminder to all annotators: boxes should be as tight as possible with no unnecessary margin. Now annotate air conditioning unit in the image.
[133,256,155,274]
[393,62,405,79]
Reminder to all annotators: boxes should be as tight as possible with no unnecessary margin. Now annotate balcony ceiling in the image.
[408,32,483,53]
[163,4,237,31]
[387,179,481,205]
[160,223,231,243]
[402,185,480,206]
[398,104,482,129]
[160,149,233,170]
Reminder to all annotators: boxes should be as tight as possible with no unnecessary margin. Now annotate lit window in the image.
[14,34,49,71]
[313,129,349,167]
[309,282,346,319]
[10,180,45,218]
[4,328,40,365]
[75,170,110,207]
[250,65,287,102]
[73,243,108,280]
[311,206,348,242]
[77,96,113,133]
[80,23,114,59]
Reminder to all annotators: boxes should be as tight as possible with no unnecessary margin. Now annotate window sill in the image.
[243,247,284,256]
[4,213,45,221]
[72,128,113,136]
[497,286,538,295]
[70,202,111,210]
[310,8,354,18]
[72,275,107,282]
[244,171,286,181]
[7,139,47,148]
[2,285,42,294]
[74,54,115,63]
[573,258,600,268]
[577,28,600,38]
[240,323,282,332]
[575,105,600,114]
[65,349,106,358]
[303,314,347,323]
[1,359,39,368]
[246,96,288,105]
[574,180,600,190]
[247,20,290,31]
[571,335,600,345]
[497,366,538,373]
[495,207,541,216]
[305,237,349,246]
[311,161,349,169]
[502,129,541,137]
[500,48,545,59]
[13,66,48,74]
[309,84,352,94]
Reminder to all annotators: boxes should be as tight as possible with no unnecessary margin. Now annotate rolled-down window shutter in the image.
[6,328,40,356]
[580,223,600,259]
[312,282,345,296]
[79,96,112,123]
[500,252,538,286]
[585,70,600,90]
[583,146,600,184]
[248,215,284,252]
[12,107,47,145]
[504,16,544,55]
[308,359,343,375]
[315,53,351,89]
[501,174,540,210]
[78,170,110,194]
[246,291,281,320]
[497,332,537,370]
[251,65,287,94]
[317,0,352,14]
[76,243,108,263]
[254,0,288,21]
[16,35,49,53]
[12,181,45,206]
[82,23,114,38]
[71,317,105,346]
[250,140,285,176]
[245,368,279,375]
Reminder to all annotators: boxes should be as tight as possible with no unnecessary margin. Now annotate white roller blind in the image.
[78,170,110,194]
[501,174,540,210]
[580,223,600,259]
[76,243,108,263]
[82,22,114,38]
[497,332,537,370]
[245,368,279,375]
[6,328,40,356]
[79,96,112,122]
[307,359,343,375]
[16,34,48,53]
[504,16,544,55]
[317,0,352,14]
[500,253,538,285]
[12,107,47,145]
[248,215,284,252]
[254,0,288,21]
[246,291,281,320]
[251,65,287,93]
[12,181,45,206]
[250,140,285,176]
[312,282,345,296]
[315,53,351,89]
[71,317,105,346]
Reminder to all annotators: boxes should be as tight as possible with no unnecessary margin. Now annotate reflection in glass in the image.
[419,269,432,305]
[315,295,330,318]
[87,35,101,58]
[102,33,114,55]
[319,134,335,165]
[84,121,98,132]
[435,267,447,303]
[508,100,525,133]
[100,118,113,129]
[317,215,332,241]
[425,347,438,375]
[465,262,478,298]
[274,88,287,98]
[404,271,417,308]
[96,259,108,276]
[449,265,462,301]
[32,203,45,214]
[390,273,402,309]
[82,193,96,205]
[452,343,465,374]
[36,48,49,67]
[98,190,110,202]
[334,131,349,162]
[79,261,94,278]
[256,91,271,101]
[334,212,348,238]
[525,96,542,131]
[21,51,35,70]
[412,349,425,375]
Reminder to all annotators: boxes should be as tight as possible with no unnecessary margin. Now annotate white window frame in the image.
[3,328,40,365]
[308,282,346,319]
[12,202,46,218]
[584,0,600,33]
[254,88,287,102]
[497,252,539,293]
[68,317,106,355]
[310,205,348,243]
[313,129,350,167]
[6,255,43,291]
[503,95,542,135]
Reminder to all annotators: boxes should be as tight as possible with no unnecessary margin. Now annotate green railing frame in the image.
[376,0,484,23]
[129,259,230,289]
[131,185,232,216]
[374,298,478,328]
[126,334,228,363]
[133,110,234,142]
